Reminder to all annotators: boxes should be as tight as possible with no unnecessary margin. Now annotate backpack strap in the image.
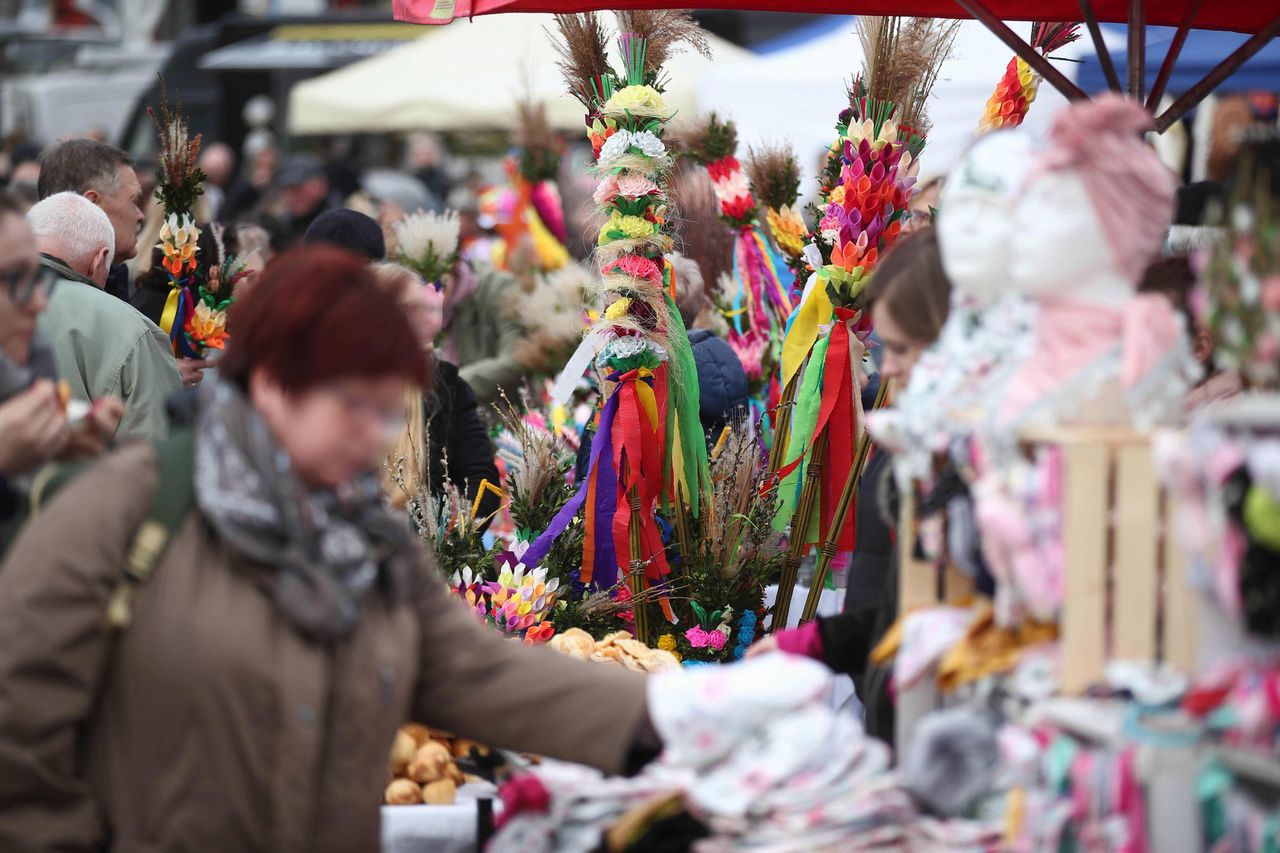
[105,430,196,630]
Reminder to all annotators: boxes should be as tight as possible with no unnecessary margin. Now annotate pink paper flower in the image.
[685,627,711,648]
[617,173,660,200]
[593,175,620,206]
[708,630,727,651]
[603,254,663,284]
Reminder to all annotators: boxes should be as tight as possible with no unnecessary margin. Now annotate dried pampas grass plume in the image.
[551,13,612,109]
[855,16,960,139]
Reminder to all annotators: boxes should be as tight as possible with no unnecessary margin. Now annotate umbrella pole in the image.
[769,428,828,634]
[800,378,891,624]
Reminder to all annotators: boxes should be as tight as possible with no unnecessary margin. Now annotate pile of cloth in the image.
[489,656,917,852]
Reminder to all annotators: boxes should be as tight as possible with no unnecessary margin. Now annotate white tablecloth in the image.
[380,782,498,853]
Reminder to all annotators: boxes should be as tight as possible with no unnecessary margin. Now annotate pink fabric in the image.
[1122,294,1182,388]
[1030,94,1176,283]
[774,620,825,660]
[999,297,1123,424]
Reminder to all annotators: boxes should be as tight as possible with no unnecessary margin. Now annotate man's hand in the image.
[60,397,124,459]
[0,381,70,476]
[176,357,213,388]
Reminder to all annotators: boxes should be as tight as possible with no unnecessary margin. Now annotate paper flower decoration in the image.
[603,255,663,284]
[394,210,461,284]
[604,85,668,118]
[158,213,199,277]
[184,299,228,351]
[486,563,561,634]
[450,566,489,619]
[598,212,657,245]
[597,131,636,170]
[631,131,667,159]
[766,205,808,259]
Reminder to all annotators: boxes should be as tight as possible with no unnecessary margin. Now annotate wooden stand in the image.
[1020,425,1197,693]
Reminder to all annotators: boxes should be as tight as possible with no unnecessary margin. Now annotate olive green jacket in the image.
[37,256,181,441]
[447,265,529,408]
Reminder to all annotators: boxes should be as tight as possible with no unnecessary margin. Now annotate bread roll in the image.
[385,778,423,805]
[401,723,432,749]
[407,742,451,783]
[422,778,458,805]
[389,730,417,776]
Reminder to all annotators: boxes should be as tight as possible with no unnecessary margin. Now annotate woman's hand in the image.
[0,381,70,476]
[745,635,780,659]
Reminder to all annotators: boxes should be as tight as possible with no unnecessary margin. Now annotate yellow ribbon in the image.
[159,284,183,354]
[633,367,659,428]
[780,271,832,386]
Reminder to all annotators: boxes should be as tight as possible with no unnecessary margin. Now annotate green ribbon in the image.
[662,294,711,518]
[773,333,830,533]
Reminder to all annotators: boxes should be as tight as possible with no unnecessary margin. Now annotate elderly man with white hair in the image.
[29,192,180,440]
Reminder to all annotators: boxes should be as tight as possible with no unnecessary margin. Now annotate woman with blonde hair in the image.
[374,262,500,522]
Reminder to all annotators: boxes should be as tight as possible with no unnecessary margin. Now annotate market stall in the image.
[361,3,1280,851]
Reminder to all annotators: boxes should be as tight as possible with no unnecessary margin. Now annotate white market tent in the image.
[696,17,1093,185]
[287,13,753,135]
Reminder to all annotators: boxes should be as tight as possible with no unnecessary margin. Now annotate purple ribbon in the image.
[521,390,621,580]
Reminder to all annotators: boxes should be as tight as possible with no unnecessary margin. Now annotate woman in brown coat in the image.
[0,247,651,853]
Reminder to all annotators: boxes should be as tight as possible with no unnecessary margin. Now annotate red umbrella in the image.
[396,0,1270,34]
[393,0,1276,132]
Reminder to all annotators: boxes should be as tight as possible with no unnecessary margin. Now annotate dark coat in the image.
[816,447,898,743]
[426,359,501,524]
[687,329,748,435]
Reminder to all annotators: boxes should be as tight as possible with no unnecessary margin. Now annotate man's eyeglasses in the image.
[3,266,58,306]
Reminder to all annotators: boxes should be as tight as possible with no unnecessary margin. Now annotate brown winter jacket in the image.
[0,443,648,853]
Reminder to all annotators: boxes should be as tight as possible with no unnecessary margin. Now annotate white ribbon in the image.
[550,329,609,405]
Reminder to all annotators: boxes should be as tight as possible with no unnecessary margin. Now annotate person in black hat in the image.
[303,209,385,262]
[278,155,340,244]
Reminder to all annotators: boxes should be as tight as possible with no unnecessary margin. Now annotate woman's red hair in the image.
[221,246,430,393]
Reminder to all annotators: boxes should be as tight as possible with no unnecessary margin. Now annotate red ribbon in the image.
[812,307,862,551]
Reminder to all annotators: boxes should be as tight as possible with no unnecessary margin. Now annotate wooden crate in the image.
[897,425,1198,695]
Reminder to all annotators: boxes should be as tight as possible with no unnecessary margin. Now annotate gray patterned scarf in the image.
[193,380,413,643]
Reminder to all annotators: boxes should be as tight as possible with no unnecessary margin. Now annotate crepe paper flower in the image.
[603,85,669,118]
[657,634,678,652]
[766,205,809,258]
[685,626,712,648]
[158,213,200,276]
[604,297,633,322]
[523,622,556,645]
[593,175,621,206]
[184,300,229,351]
[617,173,661,200]
[485,563,561,634]
[597,130,635,169]
[707,630,727,651]
[598,212,657,245]
[450,566,489,619]
[631,131,667,160]
[733,644,749,660]
[394,210,461,284]
[603,255,663,284]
